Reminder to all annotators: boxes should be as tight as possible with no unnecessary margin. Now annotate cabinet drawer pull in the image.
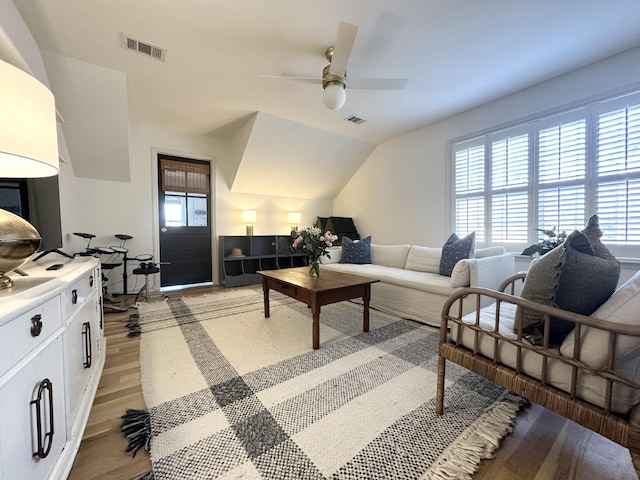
[89,275,94,287]
[31,378,54,459]
[71,289,78,305]
[30,314,43,337]
[82,321,92,368]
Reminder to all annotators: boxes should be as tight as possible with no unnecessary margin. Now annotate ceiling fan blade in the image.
[329,21,358,76]
[347,77,408,90]
[258,74,322,85]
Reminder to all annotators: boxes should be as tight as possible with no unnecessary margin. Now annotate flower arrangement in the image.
[291,226,338,276]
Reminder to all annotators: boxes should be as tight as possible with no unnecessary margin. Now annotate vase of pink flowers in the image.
[291,227,338,276]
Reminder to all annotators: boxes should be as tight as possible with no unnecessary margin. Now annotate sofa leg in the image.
[436,354,446,415]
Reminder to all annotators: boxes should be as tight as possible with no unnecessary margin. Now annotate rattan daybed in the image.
[437,272,640,476]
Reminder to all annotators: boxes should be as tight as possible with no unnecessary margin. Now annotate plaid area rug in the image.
[125,287,526,480]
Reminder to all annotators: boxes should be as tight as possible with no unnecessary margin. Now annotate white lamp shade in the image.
[322,83,346,110]
[242,210,257,224]
[0,59,59,177]
[287,212,301,225]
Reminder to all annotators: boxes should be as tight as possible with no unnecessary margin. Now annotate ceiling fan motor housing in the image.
[322,65,346,90]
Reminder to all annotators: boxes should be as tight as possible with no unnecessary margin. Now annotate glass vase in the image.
[309,259,320,277]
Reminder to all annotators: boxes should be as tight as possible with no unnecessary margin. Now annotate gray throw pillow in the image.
[439,232,475,277]
[516,215,620,345]
[341,236,371,264]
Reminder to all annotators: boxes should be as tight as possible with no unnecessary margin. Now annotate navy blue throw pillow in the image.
[439,232,475,276]
[341,236,372,264]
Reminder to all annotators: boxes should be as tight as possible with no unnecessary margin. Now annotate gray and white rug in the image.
[127,287,526,479]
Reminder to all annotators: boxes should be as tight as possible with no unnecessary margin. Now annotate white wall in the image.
[336,46,640,255]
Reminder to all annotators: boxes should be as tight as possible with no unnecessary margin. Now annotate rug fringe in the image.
[121,408,152,457]
[425,393,529,480]
[126,314,141,337]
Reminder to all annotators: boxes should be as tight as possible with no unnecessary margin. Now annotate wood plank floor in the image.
[69,287,638,479]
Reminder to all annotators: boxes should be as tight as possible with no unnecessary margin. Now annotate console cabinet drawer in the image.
[62,270,97,321]
[0,296,62,377]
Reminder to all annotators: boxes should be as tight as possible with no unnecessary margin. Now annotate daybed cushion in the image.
[341,236,371,264]
[453,302,640,414]
[561,270,640,369]
[517,215,620,345]
[439,232,476,277]
[404,245,442,273]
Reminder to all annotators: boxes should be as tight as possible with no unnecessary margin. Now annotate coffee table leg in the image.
[312,301,321,349]
[363,284,371,332]
[262,278,270,318]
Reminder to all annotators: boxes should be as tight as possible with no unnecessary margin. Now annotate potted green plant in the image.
[521,226,567,256]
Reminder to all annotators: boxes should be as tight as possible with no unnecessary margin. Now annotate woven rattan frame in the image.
[436,274,640,476]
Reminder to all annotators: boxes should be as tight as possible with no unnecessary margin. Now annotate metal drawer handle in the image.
[82,321,92,368]
[31,378,54,459]
[71,289,78,305]
[30,314,43,337]
[89,275,94,287]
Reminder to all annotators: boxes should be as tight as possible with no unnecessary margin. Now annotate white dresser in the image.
[0,257,105,480]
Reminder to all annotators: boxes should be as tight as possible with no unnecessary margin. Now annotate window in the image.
[452,91,640,256]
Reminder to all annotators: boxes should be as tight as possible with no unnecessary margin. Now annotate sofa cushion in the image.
[323,263,458,296]
[561,270,640,369]
[319,246,342,264]
[341,236,371,264]
[370,244,410,268]
[517,215,620,345]
[404,245,442,273]
[439,232,476,277]
[450,259,471,287]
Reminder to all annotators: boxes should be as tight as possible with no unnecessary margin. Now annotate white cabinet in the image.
[0,258,104,480]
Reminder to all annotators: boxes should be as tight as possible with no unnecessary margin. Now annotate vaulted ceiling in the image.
[13,0,640,198]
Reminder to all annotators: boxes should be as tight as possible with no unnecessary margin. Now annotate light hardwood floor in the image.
[69,287,638,479]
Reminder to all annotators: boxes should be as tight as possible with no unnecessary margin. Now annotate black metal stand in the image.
[32,249,74,261]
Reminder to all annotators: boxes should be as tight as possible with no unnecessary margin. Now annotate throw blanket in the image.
[123,288,526,479]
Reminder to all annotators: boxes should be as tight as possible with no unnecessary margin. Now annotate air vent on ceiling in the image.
[345,114,366,125]
[121,33,166,62]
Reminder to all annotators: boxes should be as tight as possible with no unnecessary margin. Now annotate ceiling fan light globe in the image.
[322,83,346,110]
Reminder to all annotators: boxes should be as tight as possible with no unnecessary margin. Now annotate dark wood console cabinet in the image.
[219,235,307,287]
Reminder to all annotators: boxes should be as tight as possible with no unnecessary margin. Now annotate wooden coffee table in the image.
[258,267,379,349]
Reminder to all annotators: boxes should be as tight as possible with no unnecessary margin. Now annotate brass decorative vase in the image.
[0,208,42,289]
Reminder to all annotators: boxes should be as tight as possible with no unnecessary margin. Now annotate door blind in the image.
[160,159,210,194]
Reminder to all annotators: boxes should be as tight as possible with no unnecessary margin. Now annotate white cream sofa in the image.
[320,243,514,327]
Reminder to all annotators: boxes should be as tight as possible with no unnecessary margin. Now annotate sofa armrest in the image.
[469,253,514,290]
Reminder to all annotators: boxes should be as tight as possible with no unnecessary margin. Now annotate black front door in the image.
[158,155,212,288]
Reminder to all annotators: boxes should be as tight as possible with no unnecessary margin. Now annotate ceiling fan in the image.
[262,21,408,111]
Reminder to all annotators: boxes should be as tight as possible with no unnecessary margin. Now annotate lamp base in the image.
[0,274,13,290]
[246,225,254,236]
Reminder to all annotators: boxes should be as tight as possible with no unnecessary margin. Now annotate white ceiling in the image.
[12,0,640,196]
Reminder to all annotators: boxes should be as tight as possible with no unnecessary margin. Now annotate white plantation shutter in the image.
[491,192,528,242]
[454,140,485,241]
[597,180,640,242]
[490,132,529,242]
[456,197,485,241]
[596,98,640,243]
[537,118,586,233]
[452,90,640,254]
